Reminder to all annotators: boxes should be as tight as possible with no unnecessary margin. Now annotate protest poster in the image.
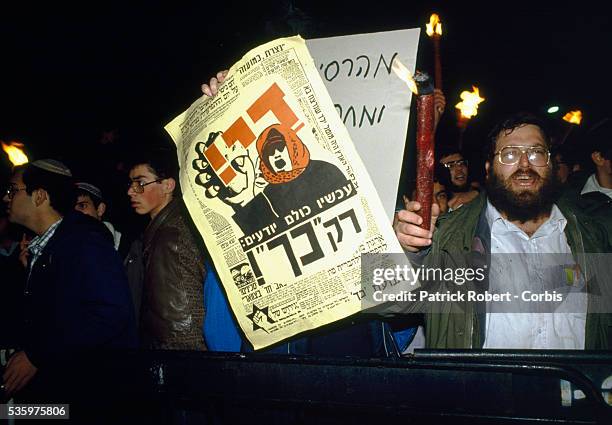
[307,28,420,218]
[165,36,404,349]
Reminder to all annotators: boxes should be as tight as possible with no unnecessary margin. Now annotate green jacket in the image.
[424,192,612,349]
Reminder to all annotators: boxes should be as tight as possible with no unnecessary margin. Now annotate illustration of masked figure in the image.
[255,124,348,216]
[194,124,348,235]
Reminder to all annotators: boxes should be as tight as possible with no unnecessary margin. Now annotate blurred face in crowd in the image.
[440,153,469,191]
[127,164,173,220]
[602,154,612,178]
[75,194,105,220]
[409,182,448,214]
[554,153,570,184]
[486,124,558,222]
[592,148,612,188]
[434,181,449,214]
[3,170,31,227]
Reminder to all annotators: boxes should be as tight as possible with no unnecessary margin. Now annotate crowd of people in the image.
[0,72,610,414]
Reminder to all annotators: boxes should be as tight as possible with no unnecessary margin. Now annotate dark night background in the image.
[1,0,610,226]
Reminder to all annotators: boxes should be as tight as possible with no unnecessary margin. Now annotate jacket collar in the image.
[144,197,181,246]
[435,192,487,253]
[436,191,592,252]
[33,211,112,258]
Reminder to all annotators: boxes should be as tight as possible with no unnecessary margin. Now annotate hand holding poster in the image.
[165,36,403,349]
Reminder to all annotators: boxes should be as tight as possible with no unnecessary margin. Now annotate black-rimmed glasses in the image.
[127,179,163,194]
[441,159,468,169]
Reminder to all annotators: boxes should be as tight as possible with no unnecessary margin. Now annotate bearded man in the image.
[394,112,612,349]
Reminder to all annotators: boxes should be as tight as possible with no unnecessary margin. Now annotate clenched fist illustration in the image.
[192,131,265,207]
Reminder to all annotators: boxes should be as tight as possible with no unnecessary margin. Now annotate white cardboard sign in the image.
[307,28,420,218]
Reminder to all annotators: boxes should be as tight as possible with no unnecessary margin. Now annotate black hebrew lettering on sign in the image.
[318,52,399,81]
[238,180,356,251]
[323,209,362,252]
[334,104,386,128]
[246,208,363,279]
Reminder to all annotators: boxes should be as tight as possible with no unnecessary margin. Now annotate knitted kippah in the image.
[31,159,72,177]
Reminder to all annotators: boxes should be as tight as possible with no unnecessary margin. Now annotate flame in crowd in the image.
[391,58,418,94]
[563,110,583,125]
[426,14,443,37]
[455,86,485,119]
[1,141,29,166]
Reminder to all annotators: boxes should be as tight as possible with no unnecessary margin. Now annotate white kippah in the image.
[76,182,103,200]
[31,159,72,177]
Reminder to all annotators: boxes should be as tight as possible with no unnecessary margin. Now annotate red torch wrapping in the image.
[432,36,442,91]
[414,72,435,231]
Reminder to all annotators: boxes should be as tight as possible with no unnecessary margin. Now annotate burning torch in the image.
[455,86,485,150]
[392,59,435,230]
[2,141,29,166]
[559,110,583,145]
[426,13,443,90]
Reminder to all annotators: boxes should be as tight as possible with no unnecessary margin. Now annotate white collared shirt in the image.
[581,173,612,199]
[103,221,122,251]
[482,201,586,349]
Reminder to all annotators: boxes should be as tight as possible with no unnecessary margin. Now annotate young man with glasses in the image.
[394,112,611,349]
[126,149,206,350]
[438,148,479,210]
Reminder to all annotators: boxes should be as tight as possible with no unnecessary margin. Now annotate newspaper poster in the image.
[165,36,402,349]
[307,28,420,219]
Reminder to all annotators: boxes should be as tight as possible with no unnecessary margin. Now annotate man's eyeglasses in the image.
[127,179,163,194]
[441,159,468,169]
[4,185,26,200]
[495,146,550,167]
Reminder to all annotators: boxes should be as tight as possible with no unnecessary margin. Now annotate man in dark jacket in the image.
[126,149,206,350]
[1,159,136,400]
[559,124,611,234]
[395,113,611,349]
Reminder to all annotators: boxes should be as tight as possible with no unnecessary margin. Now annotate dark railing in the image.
[2,349,612,424]
[130,350,612,424]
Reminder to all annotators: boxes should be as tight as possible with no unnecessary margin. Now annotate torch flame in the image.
[426,14,443,37]
[455,86,485,119]
[562,110,583,125]
[1,141,29,166]
[391,57,418,95]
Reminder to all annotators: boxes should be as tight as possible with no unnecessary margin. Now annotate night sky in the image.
[2,0,610,187]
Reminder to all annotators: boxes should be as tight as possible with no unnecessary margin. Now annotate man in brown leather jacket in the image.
[126,149,206,350]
